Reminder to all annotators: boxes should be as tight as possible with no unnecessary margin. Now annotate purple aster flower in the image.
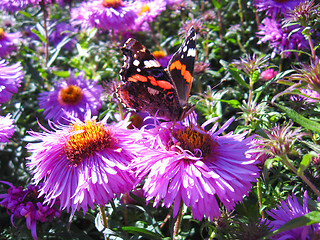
[38,70,103,124]
[26,114,141,215]
[253,0,303,17]
[0,28,22,58]
[0,0,52,12]
[266,191,320,239]
[257,17,309,58]
[152,50,172,68]
[0,114,15,143]
[0,59,24,104]
[290,88,320,103]
[71,0,138,31]
[0,181,61,240]
[49,22,77,51]
[133,0,166,31]
[131,117,260,220]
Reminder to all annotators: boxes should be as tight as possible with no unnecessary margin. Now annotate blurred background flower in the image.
[38,70,103,124]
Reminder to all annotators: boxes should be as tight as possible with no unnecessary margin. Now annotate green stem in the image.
[307,34,316,61]
[40,0,49,67]
[282,154,320,198]
[238,0,244,26]
[257,178,265,219]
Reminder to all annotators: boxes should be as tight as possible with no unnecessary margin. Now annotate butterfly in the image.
[117,26,196,122]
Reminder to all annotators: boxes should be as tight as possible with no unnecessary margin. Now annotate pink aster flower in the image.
[131,117,260,220]
[0,181,61,240]
[0,28,22,58]
[38,70,103,124]
[0,59,24,104]
[253,0,303,17]
[71,0,137,31]
[266,191,320,239]
[257,17,309,58]
[0,114,15,143]
[134,0,166,31]
[260,68,278,81]
[26,114,141,215]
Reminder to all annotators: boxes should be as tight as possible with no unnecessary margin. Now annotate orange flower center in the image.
[152,50,167,59]
[0,28,5,39]
[65,120,116,166]
[58,85,83,105]
[138,4,150,15]
[173,127,215,158]
[102,0,123,8]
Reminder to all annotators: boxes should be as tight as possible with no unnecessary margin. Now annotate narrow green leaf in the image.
[120,226,163,240]
[266,211,320,239]
[30,29,47,43]
[52,71,70,78]
[297,152,317,176]
[228,67,250,88]
[211,0,222,9]
[273,103,320,134]
[302,141,320,154]
[219,99,241,108]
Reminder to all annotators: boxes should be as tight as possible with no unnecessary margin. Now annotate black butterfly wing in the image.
[167,26,196,107]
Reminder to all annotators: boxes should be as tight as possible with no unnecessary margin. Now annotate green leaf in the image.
[52,71,70,78]
[228,67,250,88]
[219,99,241,108]
[30,29,47,43]
[120,226,163,240]
[302,141,320,154]
[273,103,320,134]
[265,211,320,239]
[297,152,317,176]
[211,0,222,9]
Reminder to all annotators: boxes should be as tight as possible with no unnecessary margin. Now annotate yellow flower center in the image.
[102,0,123,8]
[138,4,150,15]
[173,127,215,158]
[0,28,5,39]
[58,85,83,106]
[152,50,167,59]
[65,120,116,166]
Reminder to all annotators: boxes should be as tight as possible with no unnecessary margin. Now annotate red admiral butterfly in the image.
[117,26,196,121]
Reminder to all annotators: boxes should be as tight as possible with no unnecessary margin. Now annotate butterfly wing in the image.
[117,38,182,121]
[167,26,196,107]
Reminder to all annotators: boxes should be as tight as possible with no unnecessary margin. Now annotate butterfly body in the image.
[117,27,196,121]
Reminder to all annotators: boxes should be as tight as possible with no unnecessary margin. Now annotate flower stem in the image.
[307,35,316,60]
[99,205,109,240]
[40,0,49,67]
[282,154,320,198]
[257,178,265,219]
[238,0,244,26]
[173,201,184,239]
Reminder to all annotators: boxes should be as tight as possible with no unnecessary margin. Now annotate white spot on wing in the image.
[187,48,196,57]
[144,60,161,68]
[133,59,140,66]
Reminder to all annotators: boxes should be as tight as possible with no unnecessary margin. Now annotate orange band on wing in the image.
[128,74,148,82]
[169,60,192,84]
[147,76,172,90]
